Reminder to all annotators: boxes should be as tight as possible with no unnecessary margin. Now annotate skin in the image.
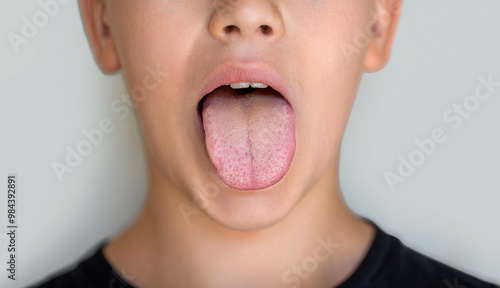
[79,0,401,287]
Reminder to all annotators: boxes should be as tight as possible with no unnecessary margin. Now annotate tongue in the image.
[202,86,295,190]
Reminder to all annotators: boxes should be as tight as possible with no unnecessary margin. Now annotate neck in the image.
[103,152,375,288]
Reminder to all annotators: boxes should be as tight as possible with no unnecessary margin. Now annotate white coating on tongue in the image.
[202,87,295,190]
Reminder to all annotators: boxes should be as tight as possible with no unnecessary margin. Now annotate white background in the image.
[0,1,499,287]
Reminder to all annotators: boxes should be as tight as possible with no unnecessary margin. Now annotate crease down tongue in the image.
[202,87,295,190]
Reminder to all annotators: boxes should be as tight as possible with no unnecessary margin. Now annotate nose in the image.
[209,0,284,42]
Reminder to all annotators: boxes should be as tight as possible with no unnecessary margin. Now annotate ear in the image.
[363,0,402,72]
[79,0,120,73]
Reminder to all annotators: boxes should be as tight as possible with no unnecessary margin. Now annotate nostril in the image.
[224,25,239,34]
[260,25,272,35]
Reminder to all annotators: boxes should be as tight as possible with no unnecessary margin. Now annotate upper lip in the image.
[199,62,293,108]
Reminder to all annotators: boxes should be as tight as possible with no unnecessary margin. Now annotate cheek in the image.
[289,2,370,163]
[109,2,207,141]
[109,0,208,100]
[107,4,207,181]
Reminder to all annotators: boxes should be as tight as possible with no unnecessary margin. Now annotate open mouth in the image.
[198,81,296,191]
[198,82,273,116]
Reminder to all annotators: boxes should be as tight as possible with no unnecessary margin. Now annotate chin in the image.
[191,171,302,232]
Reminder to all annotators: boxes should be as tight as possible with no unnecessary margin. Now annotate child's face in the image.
[82,0,399,231]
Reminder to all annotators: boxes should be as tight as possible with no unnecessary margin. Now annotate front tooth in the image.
[250,82,268,88]
[230,82,251,89]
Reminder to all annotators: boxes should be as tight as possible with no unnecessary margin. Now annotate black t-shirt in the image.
[31,224,499,288]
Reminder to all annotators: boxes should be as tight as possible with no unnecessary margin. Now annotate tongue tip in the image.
[216,147,295,191]
[219,169,290,191]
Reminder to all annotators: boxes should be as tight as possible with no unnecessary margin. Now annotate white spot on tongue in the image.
[202,87,295,190]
